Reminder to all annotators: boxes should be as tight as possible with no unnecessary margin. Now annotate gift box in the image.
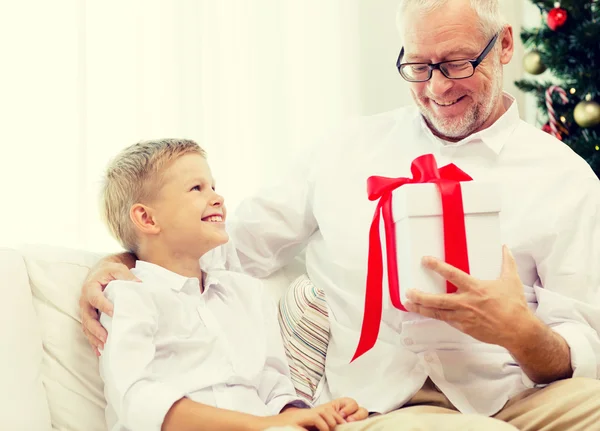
[352,154,503,362]
[392,181,502,304]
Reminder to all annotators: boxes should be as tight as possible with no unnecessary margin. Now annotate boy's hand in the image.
[261,404,345,431]
[260,398,368,431]
[79,260,140,356]
[325,398,369,423]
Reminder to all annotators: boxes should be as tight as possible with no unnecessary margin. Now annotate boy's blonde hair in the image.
[101,138,206,253]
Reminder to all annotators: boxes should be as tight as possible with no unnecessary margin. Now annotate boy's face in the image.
[150,153,229,258]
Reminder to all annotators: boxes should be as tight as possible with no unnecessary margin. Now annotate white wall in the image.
[0,0,535,252]
[0,0,84,248]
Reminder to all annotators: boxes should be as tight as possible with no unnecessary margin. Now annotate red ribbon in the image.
[351,154,473,362]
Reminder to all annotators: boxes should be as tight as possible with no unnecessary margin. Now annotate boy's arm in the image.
[101,282,270,431]
[162,398,268,431]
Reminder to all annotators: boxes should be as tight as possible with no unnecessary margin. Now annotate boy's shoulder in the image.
[103,278,159,303]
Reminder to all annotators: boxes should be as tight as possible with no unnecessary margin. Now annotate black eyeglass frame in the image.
[396,33,500,82]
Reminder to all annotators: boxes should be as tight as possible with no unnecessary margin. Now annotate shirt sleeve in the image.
[255,285,313,414]
[531,177,600,382]
[99,281,185,431]
[228,145,320,279]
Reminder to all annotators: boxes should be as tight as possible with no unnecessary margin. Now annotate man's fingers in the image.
[405,290,459,310]
[88,290,114,317]
[422,256,476,290]
[82,326,104,351]
[82,304,108,343]
[500,245,519,280]
[108,266,141,283]
[404,302,458,322]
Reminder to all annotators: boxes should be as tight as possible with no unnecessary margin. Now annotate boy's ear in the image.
[130,203,160,235]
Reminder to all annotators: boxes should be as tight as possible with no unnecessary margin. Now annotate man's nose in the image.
[427,69,454,96]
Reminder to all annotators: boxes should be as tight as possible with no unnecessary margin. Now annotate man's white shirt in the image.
[99,261,307,431]
[230,93,600,416]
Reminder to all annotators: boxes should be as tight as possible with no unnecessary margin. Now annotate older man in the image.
[81,0,600,430]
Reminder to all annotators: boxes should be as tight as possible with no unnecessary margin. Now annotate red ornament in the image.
[547,7,568,30]
[542,123,562,141]
[542,123,552,134]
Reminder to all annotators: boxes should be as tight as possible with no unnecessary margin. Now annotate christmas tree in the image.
[516,0,600,177]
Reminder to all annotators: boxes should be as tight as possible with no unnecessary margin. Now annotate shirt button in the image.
[403,338,414,346]
[424,352,435,363]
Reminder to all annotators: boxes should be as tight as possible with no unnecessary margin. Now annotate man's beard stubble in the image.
[413,64,503,141]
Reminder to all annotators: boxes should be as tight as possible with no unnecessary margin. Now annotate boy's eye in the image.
[191,185,201,191]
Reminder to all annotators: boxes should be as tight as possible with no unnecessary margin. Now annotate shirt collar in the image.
[134,260,202,292]
[417,92,520,156]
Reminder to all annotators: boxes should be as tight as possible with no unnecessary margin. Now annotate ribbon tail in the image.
[437,180,470,294]
[352,204,385,362]
[381,195,406,311]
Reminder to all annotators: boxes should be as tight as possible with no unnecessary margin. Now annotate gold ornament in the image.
[523,50,546,75]
[574,99,600,128]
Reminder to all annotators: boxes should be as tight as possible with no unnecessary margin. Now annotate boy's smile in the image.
[149,153,229,259]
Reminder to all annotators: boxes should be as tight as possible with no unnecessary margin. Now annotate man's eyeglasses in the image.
[396,33,499,82]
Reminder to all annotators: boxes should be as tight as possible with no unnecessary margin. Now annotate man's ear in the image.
[130,203,160,235]
[499,25,514,65]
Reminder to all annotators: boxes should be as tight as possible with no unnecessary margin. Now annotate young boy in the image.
[98,139,367,431]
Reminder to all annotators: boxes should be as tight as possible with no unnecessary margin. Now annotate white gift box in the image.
[391,181,503,304]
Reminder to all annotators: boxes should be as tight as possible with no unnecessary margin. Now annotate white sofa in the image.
[0,245,305,431]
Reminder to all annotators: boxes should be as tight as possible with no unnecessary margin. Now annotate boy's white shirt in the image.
[99,260,309,431]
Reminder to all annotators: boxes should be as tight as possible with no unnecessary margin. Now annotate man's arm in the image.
[107,251,137,268]
[230,143,321,278]
[521,177,600,384]
[504,315,572,384]
[406,178,600,385]
[80,252,138,354]
[405,247,573,384]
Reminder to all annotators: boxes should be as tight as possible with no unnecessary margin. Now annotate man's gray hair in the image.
[396,0,506,40]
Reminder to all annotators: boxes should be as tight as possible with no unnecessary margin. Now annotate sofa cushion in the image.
[0,248,52,430]
[278,274,329,402]
[20,245,107,431]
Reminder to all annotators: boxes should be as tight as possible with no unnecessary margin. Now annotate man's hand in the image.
[404,245,536,350]
[262,398,368,431]
[79,259,139,356]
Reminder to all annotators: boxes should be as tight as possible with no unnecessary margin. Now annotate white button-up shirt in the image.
[230,93,600,416]
[99,261,307,431]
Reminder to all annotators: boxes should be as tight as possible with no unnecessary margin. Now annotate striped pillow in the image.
[277,274,329,403]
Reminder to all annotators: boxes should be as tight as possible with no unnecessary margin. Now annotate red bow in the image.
[351,154,473,362]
